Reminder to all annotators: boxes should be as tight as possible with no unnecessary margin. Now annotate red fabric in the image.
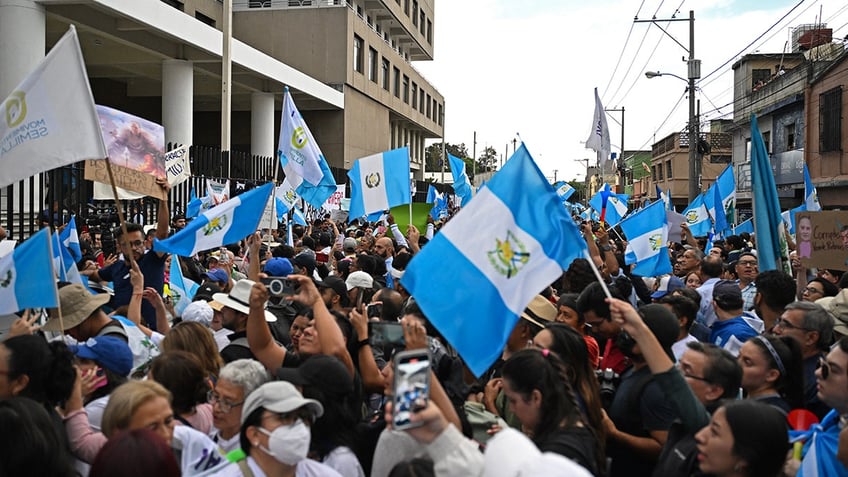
[600,339,631,374]
[584,335,601,369]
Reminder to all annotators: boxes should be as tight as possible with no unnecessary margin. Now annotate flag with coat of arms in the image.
[0,228,59,314]
[347,147,411,220]
[154,183,273,257]
[168,255,198,316]
[401,143,588,377]
[620,200,672,277]
[682,193,712,237]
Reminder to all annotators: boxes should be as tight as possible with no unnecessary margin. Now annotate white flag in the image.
[0,26,106,187]
[585,87,611,167]
[279,88,325,185]
[165,145,191,186]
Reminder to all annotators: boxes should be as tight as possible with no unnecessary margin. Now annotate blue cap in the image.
[203,268,229,284]
[651,275,685,299]
[264,258,293,277]
[70,336,133,377]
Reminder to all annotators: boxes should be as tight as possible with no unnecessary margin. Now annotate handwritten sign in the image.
[321,185,346,212]
[84,159,166,200]
[165,145,191,186]
[797,211,848,270]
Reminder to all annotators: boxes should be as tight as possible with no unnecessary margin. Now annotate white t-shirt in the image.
[322,446,365,477]
[173,425,234,476]
[210,456,342,477]
[85,395,111,432]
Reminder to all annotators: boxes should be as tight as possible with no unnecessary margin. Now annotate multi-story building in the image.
[806,49,848,205]
[646,122,732,211]
[0,0,442,178]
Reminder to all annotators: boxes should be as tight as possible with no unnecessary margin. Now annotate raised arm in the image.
[246,282,287,370]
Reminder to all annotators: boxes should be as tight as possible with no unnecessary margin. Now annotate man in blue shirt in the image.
[709,280,763,357]
[84,177,170,330]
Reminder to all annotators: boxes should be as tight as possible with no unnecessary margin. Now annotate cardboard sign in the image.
[165,145,191,186]
[796,210,848,270]
[86,106,166,199]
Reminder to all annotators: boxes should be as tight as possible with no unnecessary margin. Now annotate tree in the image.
[425,142,470,173]
[567,179,586,203]
[477,146,498,172]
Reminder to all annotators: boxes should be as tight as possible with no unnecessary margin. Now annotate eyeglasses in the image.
[207,391,244,413]
[774,318,812,332]
[677,363,710,383]
[803,287,824,295]
[820,357,833,380]
[737,260,758,267]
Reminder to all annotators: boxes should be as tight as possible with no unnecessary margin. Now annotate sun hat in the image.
[42,284,111,332]
[211,279,277,322]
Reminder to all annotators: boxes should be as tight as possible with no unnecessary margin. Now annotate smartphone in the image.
[355,288,364,309]
[392,349,431,430]
[368,321,404,349]
[366,303,383,319]
[261,277,297,297]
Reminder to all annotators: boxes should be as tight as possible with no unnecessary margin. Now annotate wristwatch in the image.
[600,245,612,252]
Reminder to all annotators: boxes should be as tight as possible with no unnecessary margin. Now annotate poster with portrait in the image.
[796,210,848,270]
[84,106,166,199]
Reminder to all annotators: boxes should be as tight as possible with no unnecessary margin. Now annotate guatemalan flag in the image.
[169,255,198,316]
[401,144,588,377]
[59,216,82,262]
[0,228,59,314]
[448,153,473,207]
[347,147,411,220]
[154,183,273,256]
[682,192,712,237]
[704,165,736,228]
[278,87,337,209]
[554,181,576,202]
[804,164,822,212]
[621,200,672,277]
[53,230,82,284]
[426,184,439,204]
[589,184,629,227]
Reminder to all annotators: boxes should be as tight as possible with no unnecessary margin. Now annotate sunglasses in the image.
[820,357,834,380]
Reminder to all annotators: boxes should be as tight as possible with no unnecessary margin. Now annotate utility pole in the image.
[636,10,700,203]
[472,131,477,185]
[553,169,558,183]
[605,106,625,191]
[222,0,232,178]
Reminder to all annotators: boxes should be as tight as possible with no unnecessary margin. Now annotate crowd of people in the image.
[5,188,848,477]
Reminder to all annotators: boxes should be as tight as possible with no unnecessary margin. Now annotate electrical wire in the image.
[601,0,648,100]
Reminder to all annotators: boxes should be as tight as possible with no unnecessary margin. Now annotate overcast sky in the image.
[414,0,848,183]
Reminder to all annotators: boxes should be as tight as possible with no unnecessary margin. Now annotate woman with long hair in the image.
[737,335,804,413]
[160,320,224,383]
[149,351,214,433]
[532,323,605,444]
[500,348,604,477]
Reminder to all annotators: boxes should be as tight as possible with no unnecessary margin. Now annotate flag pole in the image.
[409,147,414,225]
[104,158,136,269]
[583,249,613,300]
[48,228,66,335]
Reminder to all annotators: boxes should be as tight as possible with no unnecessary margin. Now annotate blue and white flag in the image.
[682,193,712,237]
[401,144,588,377]
[804,164,822,212]
[781,204,807,235]
[426,184,439,204]
[0,228,59,314]
[554,181,576,202]
[448,153,473,207]
[705,165,736,226]
[348,147,411,220]
[734,218,754,235]
[278,88,337,209]
[53,230,82,284]
[60,216,82,262]
[750,115,785,272]
[275,178,300,212]
[711,182,729,234]
[430,192,448,221]
[621,200,672,277]
[186,186,211,219]
[286,220,294,247]
[656,185,672,210]
[154,183,273,256]
[169,254,198,316]
[589,184,629,227]
[292,207,307,226]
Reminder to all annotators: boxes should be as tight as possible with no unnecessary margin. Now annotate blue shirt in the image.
[710,315,760,356]
[99,251,166,330]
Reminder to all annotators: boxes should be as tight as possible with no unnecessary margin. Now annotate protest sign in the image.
[322,185,346,212]
[797,211,848,270]
[165,145,191,186]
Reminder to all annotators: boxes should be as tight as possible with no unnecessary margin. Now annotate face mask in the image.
[257,419,311,465]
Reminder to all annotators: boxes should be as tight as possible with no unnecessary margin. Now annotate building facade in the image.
[806,50,848,205]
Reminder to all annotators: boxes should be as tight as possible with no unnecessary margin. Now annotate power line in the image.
[601,0,648,100]
[604,0,666,105]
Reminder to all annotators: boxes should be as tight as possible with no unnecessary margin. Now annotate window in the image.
[393,67,400,97]
[402,75,409,103]
[195,11,215,26]
[652,165,657,182]
[426,93,431,118]
[420,10,426,34]
[666,160,672,178]
[762,131,770,153]
[368,47,378,82]
[404,0,409,16]
[381,58,390,90]
[432,98,437,120]
[752,68,771,89]
[710,154,732,164]
[412,0,418,25]
[419,89,425,113]
[162,0,184,10]
[353,35,363,73]
[411,82,418,109]
[438,104,443,126]
[785,123,796,150]
[427,19,432,44]
[820,86,843,152]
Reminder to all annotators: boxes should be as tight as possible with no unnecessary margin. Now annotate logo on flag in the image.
[365,173,381,188]
[649,233,663,251]
[291,126,308,150]
[203,216,228,236]
[488,231,530,278]
[5,92,26,127]
[685,210,700,224]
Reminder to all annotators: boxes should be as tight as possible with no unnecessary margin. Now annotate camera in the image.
[261,277,296,297]
[595,367,621,410]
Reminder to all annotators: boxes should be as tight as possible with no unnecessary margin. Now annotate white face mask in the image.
[257,419,311,465]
